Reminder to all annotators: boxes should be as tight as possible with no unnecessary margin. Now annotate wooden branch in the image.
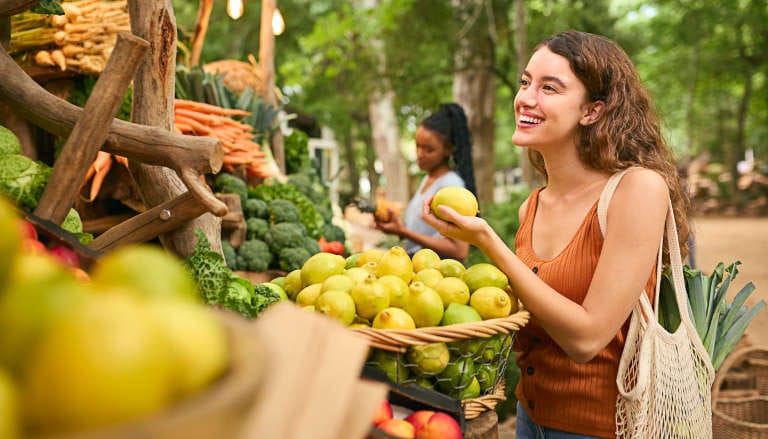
[0,0,36,16]
[89,191,207,252]
[190,0,213,66]
[35,33,150,224]
[0,42,226,215]
[0,45,221,173]
[127,0,223,256]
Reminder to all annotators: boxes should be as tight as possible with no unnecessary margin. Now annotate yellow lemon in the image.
[321,274,355,294]
[282,269,303,300]
[356,248,385,267]
[437,258,466,278]
[376,246,413,284]
[295,283,323,307]
[378,274,410,308]
[430,186,478,221]
[411,248,440,272]
[0,368,19,439]
[344,266,370,284]
[372,307,416,330]
[462,263,509,292]
[413,268,443,289]
[403,282,444,328]
[349,275,389,320]
[315,290,356,326]
[434,276,470,308]
[470,286,513,319]
[300,252,346,287]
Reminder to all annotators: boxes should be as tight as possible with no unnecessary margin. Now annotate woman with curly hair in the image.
[423,30,690,438]
[375,102,476,260]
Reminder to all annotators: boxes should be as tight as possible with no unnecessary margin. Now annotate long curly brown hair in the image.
[527,30,690,260]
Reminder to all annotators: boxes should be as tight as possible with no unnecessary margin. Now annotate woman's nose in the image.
[516,86,536,107]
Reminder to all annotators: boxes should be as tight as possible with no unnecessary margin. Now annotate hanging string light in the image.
[227,0,244,20]
[272,8,285,35]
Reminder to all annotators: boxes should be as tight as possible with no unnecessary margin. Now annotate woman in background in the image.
[375,102,477,260]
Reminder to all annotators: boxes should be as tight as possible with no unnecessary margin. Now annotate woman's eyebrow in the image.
[521,70,567,89]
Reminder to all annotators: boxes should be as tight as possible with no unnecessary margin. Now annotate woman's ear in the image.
[580,101,605,126]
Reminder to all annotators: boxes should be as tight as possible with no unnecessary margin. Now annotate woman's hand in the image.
[421,197,491,248]
[374,208,405,236]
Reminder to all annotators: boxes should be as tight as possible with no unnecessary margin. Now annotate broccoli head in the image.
[264,222,306,253]
[278,247,311,272]
[322,223,346,243]
[243,198,268,219]
[236,239,272,272]
[214,172,248,205]
[267,199,300,224]
[221,240,238,270]
[302,236,321,256]
[246,217,269,240]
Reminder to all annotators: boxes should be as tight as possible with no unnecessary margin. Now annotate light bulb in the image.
[227,0,244,20]
[272,8,285,35]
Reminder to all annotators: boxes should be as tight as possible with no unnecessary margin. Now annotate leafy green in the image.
[186,230,277,319]
[31,0,64,15]
[0,154,51,209]
[284,129,310,174]
[0,125,21,156]
[658,261,766,370]
[249,180,325,239]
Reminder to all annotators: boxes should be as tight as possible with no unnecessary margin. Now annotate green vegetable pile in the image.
[186,230,280,319]
[0,124,92,244]
[658,261,766,370]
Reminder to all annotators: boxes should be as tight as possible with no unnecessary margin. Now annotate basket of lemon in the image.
[278,245,530,420]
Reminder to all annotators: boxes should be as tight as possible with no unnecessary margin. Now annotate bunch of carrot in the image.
[10,0,130,74]
[173,99,276,179]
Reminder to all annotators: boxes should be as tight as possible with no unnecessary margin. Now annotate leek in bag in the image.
[658,261,766,370]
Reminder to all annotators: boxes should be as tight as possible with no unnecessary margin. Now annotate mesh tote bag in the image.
[597,169,715,439]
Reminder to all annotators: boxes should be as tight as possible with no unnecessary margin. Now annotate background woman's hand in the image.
[421,197,490,247]
[374,208,405,236]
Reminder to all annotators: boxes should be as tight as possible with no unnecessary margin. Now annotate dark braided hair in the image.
[420,103,477,197]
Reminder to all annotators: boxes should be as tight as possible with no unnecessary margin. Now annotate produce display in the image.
[273,245,520,401]
[9,0,130,74]
[370,399,462,439]
[173,99,276,179]
[215,172,347,272]
[0,197,230,437]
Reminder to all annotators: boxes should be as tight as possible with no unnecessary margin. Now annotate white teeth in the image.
[520,115,542,124]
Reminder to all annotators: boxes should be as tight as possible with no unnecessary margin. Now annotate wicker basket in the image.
[352,308,530,419]
[712,346,768,438]
[36,311,265,439]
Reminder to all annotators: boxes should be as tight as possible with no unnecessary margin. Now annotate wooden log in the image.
[35,32,149,224]
[0,43,227,216]
[126,0,223,256]
[465,409,499,439]
[90,190,207,252]
[0,0,36,16]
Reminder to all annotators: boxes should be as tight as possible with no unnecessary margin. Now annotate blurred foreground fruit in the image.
[0,368,19,439]
[21,293,174,434]
[0,197,21,290]
[148,299,228,398]
[378,418,415,438]
[371,399,393,426]
[90,245,199,302]
[430,186,478,222]
[409,410,462,439]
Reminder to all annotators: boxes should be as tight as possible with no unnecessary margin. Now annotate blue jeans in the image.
[515,402,603,439]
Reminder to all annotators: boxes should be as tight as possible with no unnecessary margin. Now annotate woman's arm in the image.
[423,169,668,363]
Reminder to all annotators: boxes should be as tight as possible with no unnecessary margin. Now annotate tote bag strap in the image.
[596,168,694,331]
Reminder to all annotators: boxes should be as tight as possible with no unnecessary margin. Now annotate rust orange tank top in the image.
[513,187,657,439]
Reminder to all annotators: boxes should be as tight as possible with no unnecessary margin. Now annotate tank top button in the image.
[528,400,535,410]
[532,266,539,274]
[526,366,535,375]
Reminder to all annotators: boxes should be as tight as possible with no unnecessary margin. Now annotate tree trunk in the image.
[355,0,409,205]
[731,63,752,200]
[685,39,701,154]
[368,90,409,204]
[341,124,359,202]
[513,0,540,189]
[127,0,222,255]
[259,0,285,175]
[453,0,495,206]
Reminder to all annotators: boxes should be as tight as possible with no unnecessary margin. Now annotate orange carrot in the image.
[174,99,251,116]
[173,115,211,135]
[81,151,113,202]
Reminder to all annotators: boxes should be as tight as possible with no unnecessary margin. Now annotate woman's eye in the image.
[543,84,558,92]
[518,78,530,86]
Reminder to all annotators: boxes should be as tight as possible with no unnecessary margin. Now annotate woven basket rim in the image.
[462,379,507,420]
[713,395,768,430]
[350,308,530,352]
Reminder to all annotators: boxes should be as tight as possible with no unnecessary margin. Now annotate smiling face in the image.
[511,47,601,153]
[415,125,452,174]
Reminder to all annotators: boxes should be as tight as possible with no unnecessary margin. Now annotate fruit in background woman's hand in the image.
[430,186,478,222]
